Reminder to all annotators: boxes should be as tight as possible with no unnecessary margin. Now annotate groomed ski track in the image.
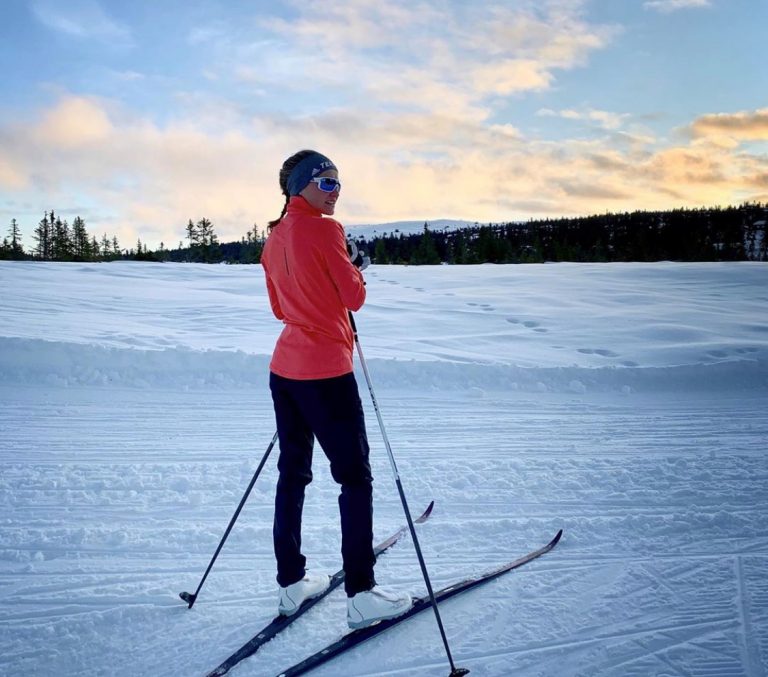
[2,386,767,676]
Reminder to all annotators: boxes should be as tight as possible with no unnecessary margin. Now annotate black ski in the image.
[205,501,435,677]
[275,529,563,677]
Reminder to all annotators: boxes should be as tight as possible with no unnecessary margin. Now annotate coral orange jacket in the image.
[261,196,366,380]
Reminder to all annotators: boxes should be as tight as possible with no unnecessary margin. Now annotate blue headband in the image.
[286,152,337,196]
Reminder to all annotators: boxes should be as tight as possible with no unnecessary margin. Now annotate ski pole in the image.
[349,312,469,677]
[179,430,279,609]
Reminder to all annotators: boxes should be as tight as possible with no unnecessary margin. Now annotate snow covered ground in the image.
[1,260,767,677]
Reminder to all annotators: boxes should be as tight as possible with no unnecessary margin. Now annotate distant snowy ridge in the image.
[346,218,476,240]
[3,337,765,393]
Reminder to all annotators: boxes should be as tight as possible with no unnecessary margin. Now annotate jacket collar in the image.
[287,195,323,217]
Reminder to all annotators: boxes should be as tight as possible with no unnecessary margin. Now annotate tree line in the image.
[3,202,767,264]
[0,212,265,264]
[351,202,768,265]
[1,211,125,262]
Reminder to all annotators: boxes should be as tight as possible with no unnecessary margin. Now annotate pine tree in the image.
[242,223,264,263]
[72,216,89,260]
[33,212,52,260]
[52,216,72,261]
[6,219,24,259]
[186,219,196,247]
[197,218,214,246]
[412,224,441,264]
[190,217,222,262]
[374,238,389,264]
[101,233,111,260]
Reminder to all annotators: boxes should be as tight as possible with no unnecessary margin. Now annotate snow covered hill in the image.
[1,261,767,676]
[346,218,475,240]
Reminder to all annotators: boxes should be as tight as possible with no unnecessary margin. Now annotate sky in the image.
[0,0,766,250]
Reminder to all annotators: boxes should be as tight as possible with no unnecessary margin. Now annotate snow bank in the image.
[3,261,768,371]
[1,337,765,393]
[1,262,767,393]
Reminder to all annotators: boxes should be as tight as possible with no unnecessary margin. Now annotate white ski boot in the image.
[347,586,412,629]
[278,571,331,616]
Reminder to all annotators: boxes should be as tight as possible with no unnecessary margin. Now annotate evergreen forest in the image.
[2,202,766,264]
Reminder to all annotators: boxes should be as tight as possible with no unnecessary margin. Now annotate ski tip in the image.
[550,529,564,548]
[417,500,435,523]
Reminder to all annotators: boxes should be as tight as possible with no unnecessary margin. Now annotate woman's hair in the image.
[267,149,318,232]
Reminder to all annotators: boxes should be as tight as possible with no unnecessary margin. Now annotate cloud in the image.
[479,4,617,67]
[691,108,768,141]
[648,147,728,185]
[556,179,633,200]
[31,0,132,43]
[36,96,114,148]
[0,155,26,190]
[473,60,554,95]
[0,96,278,246]
[187,25,229,46]
[260,1,442,53]
[256,0,618,116]
[3,94,768,248]
[538,108,630,130]
[109,70,145,82]
[643,0,712,13]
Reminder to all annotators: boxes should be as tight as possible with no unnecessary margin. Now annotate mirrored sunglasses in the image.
[310,177,341,193]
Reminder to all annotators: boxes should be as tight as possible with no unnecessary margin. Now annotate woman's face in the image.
[300,169,340,216]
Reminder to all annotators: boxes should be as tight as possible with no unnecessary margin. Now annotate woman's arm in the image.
[322,220,366,311]
[262,258,285,320]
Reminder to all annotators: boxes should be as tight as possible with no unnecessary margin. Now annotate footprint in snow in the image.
[578,348,619,357]
[506,317,546,331]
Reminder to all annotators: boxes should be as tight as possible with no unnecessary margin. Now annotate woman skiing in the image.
[261,149,412,628]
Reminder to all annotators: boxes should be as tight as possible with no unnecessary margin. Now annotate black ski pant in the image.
[270,371,376,597]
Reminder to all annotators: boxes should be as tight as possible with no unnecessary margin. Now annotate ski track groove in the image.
[736,555,767,677]
[323,616,743,677]
[2,385,767,676]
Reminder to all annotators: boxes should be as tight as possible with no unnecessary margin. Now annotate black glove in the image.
[347,239,370,271]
